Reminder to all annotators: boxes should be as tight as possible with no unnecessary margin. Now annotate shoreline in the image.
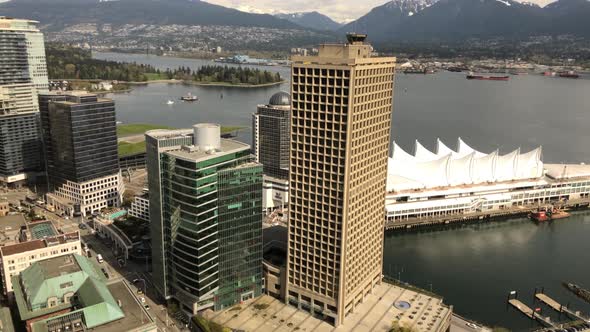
[52,78,286,91]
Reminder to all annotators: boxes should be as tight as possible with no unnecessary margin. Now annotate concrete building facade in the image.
[0,230,82,296]
[285,34,396,326]
[146,124,263,314]
[128,193,149,221]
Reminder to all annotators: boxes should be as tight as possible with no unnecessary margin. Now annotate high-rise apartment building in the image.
[252,91,291,180]
[0,17,48,187]
[0,17,49,92]
[147,124,263,314]
[253,92,291,212]
[285,34,396,326]
[39,91,124,216]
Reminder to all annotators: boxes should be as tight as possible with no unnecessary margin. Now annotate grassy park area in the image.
[117,124,245,157]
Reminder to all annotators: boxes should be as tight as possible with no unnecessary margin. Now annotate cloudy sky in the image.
[203,0,554,23]
[202,0,391,23]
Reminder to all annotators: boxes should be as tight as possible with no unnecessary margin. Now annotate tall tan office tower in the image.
[286,34,396,326]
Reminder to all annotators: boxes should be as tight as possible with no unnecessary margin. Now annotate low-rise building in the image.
[92,210,135,260]
[12,254,156,332]
[0,219,82,297]
[262,176,288,214]
[128,193,149,221]
[0,199,8,217]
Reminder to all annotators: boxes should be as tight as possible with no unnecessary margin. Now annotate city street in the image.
[29,204,184,332]
[450,314,491,332]
[83,229,184,332]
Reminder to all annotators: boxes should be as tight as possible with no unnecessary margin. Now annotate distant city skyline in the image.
[203,0,556,23]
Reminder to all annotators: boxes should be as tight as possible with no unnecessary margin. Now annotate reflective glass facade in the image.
[39,93,120,190]
[253,105,290,180]
[0,112,42,178]
[216,164,263,309]
[147,130,263,313]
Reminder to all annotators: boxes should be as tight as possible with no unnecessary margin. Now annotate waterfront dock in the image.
[386,197,590,231]
[508,298,556,327]
[535,291,590,322]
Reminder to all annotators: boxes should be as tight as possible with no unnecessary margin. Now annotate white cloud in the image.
[202,0,388,22]
[203,0,555,22]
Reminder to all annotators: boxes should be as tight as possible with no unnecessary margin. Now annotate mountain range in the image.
[275,12,343,31]
[0,0,301,31]
[340,0,590,44]
[1,0,590,45]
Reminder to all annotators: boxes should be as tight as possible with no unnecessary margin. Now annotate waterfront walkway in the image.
[386,197,590,231]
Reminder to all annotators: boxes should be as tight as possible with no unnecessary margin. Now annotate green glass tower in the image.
[146,124,263,314]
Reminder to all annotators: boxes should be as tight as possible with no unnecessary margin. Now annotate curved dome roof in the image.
[269,91,290,106]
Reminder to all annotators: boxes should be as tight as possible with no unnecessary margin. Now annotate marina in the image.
[506,288,590,330]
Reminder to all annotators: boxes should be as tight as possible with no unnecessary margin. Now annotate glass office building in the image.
[147,124,263,314]
[39,92,123,216]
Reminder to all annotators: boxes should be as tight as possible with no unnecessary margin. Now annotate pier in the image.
[535,289,590,322]
[507,291,556,327]
[386,197,590,231]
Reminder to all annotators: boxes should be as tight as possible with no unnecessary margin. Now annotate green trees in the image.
[47,44,282,85]
[47,44,158,81]
[186,65,281,85]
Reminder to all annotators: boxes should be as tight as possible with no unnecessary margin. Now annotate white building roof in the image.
[388,139,544,192]
[545,163,590,180]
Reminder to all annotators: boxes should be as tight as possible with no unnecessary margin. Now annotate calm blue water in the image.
[95,52,590,330]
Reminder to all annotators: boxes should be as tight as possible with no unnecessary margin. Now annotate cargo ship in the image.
[559,71,580,79]
[563,282,590,304]
[466,73,510,81]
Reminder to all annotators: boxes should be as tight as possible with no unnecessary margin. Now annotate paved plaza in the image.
[205,282,452,332]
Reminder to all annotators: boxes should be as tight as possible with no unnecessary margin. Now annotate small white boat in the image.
[180,93,198,102]
[166,100,175,105]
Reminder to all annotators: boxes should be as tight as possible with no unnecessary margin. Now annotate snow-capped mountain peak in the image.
[385,0,438,15]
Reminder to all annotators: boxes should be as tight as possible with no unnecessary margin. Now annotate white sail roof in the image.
[448,152,475,186]
[436,139,455,157]
[457,137,486,158]
[414,140,439,161]
[495,149,519,182]
[388,139,544,192]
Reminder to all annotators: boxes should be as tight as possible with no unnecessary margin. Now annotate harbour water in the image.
[95,52,590,329]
